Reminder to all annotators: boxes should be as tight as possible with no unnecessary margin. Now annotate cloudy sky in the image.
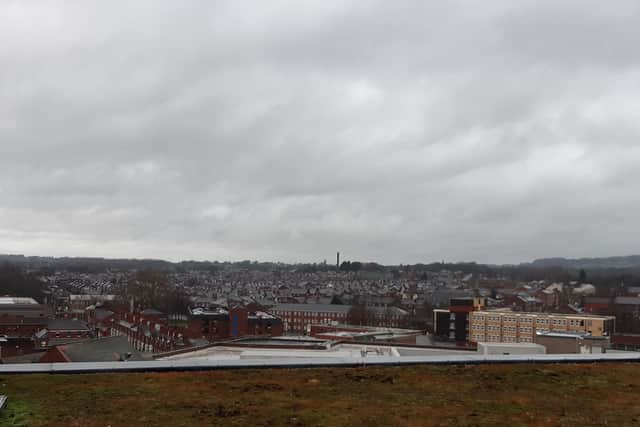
[1,1,639,264]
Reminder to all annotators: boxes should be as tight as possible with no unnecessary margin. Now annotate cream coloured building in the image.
[469,309,615,344]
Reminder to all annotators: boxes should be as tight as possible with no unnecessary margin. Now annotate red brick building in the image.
[34,319,94,350]
[268,304,352,333]
[82,304,283,354]
[584,297,611,315]
[185,306,283,342]
[433,297,486,345]
[0,297,47,358]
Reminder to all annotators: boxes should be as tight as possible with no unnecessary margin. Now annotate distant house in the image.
[34,319,94,350]
[584,296,640,334]
[185,306,283,341]
[140,308,164,318]
[66,294,119,319]
[583,297,611,315]
[39,336,143,363]
[87,308,115,337]
[503,294,542,312]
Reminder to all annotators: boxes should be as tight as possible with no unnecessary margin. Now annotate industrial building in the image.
[535,331,610,354]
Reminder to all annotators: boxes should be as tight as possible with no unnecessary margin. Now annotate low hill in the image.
[530,255,640,270]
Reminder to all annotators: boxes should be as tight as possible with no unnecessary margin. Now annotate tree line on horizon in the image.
[3,257,640,309]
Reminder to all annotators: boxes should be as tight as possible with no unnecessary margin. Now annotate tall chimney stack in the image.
[337,251,340,271]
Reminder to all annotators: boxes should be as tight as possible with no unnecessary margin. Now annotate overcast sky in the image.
[1,1,639,264]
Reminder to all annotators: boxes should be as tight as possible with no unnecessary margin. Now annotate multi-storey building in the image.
[34,319,94,350]
[585,296,640,334]
[433,297,486,344]
[469,309,615,344]
[269,303,410,334]
[92,305,284,353]
[268,304,351,333]
[185,306,283,342]
[0,297,47,357]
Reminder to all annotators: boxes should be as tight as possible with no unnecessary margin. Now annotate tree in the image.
[339,261,363,273]
[340,261,352,272]
[579,269,587,283]
[346,304,376,326]
[126,270,190,314]
[0,263,45,301]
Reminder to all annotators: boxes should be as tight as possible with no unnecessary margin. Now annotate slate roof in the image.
[140,308,164,316]
[46,319,90,331]
[270,303,351,313]
[615,297,640,305]
[93,308,114,321]
[585,297,610,305]
[56,336,144,362]
[369,306,409,316]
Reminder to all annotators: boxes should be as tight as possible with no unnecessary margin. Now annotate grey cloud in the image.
[1,1,639,263]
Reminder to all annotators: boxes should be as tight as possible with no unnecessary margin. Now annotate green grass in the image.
[0,363,639,426]
[0,399,42,427]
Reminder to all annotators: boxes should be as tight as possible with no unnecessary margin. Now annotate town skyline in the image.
[2,250,640,267]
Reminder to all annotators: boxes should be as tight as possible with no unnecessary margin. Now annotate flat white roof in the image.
[477,342,545,348]
[159,343,468,361]
[0,297,39,305]
[69,295,117,301]
[475,310,614,319]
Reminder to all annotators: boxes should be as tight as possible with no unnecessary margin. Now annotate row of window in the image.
[472,324,565,333]
[473,315,590,328]
[274,311,345,318]
[472,334,535,344]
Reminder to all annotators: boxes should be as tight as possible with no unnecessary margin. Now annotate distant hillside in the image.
[0,263,45,301]
[0,254,281,273]
[530,255,640,270]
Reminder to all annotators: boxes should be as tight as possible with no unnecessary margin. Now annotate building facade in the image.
[268,304,351,333]
[185,306,283,342]
[534,331,610,354]
[433,297,486,344]
[0,297,47,357]
[469,310,615,344]
[34,319,94,350]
